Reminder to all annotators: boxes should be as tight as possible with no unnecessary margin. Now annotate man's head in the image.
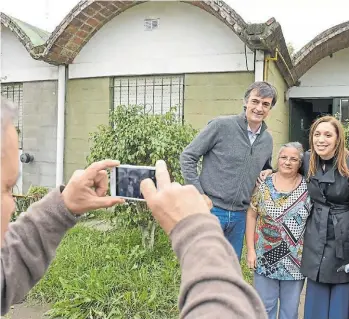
[1,97,19,243]
[243,82,277,127]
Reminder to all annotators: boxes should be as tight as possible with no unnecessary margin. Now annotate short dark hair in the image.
[244,81,278,108]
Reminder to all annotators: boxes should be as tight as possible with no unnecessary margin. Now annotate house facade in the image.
[1,0,347,192]
[288,21,349,149]
[1,17,59,193]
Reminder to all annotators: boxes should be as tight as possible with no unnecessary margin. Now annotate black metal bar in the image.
[169,77,172,113]
[144,77,146,113]
[127,78,130,106]
[182,75,185,124]
[178,78,181,119]
[161,77,164,115]
[135,77,138,105]
[152,77,155,115]
[119,78,122,106]
[109,78,114,126]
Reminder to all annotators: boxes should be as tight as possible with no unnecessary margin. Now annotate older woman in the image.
[301,116,349,319]
[246,142,311,319]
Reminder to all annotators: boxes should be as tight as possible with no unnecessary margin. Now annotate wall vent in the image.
[144,18,159,31]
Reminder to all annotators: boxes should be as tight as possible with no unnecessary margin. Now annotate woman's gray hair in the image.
[1,96,17,141]
[278,142,304,163]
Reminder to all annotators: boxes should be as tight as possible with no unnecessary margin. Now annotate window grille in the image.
[1,83,23,149]
[113,75,184,120]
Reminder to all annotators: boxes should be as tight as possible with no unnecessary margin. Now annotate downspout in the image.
[56,65,67,186]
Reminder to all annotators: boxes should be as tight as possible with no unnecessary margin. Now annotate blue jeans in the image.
[304,279,349,319]
[254,273,304,319]
[211,206,246,261]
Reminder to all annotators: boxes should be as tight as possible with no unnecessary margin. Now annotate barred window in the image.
[1,83,23,149]
[113,75,184,119]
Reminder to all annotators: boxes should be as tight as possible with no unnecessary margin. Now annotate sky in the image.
[1,0,348,51]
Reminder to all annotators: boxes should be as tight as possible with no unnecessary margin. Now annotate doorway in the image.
[289,99,333,151]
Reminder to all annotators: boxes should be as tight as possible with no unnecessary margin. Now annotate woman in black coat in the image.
[301,116,349,319]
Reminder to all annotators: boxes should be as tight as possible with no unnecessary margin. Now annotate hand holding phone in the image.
[110,164,156,201]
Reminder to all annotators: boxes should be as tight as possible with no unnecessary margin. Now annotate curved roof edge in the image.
[42,0,250,64]
[292,20,349,80]
[1,12,50,57]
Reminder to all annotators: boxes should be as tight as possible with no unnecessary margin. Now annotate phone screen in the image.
[111,165,156,201]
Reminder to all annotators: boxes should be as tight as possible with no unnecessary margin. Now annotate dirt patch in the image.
[80,219,117,232]
[2,303,51,319]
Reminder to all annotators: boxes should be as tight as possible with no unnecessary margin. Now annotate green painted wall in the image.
[184,72,254,129]
[265,61,290,166]
[64,78,110,182]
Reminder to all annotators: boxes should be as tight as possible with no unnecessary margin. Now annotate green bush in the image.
[344,120,349,148]
[86,105,198,249]
[12,186,49,221]
[87,105,197,183]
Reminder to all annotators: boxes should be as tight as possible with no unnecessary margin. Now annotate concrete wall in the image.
[1,27,58,83]
[69,1,254,79]
[289,47,349,98]
[265,60,290,166]
[184,72,254,129]
[64,78,110,182]
[22,81,58,191]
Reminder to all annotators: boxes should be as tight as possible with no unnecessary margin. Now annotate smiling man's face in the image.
[245,89,272,128]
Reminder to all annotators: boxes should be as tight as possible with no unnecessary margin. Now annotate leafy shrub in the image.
[87,105,197,183]
[344,120,349,148]
[12,186,49,221]
[86,105,198,248]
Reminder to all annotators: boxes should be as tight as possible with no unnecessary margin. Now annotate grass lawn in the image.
[27,222,253,318]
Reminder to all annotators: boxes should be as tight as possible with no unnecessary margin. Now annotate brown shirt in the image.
[1,188,267,318]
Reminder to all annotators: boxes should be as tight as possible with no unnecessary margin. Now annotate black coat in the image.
[300,151,349,284]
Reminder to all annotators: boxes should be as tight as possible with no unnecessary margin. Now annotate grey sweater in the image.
[1,188,267,318]
[180,112,273,211]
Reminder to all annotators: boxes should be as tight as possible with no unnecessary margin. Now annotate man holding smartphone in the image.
[1,97,267,318]
[180,81,276,261]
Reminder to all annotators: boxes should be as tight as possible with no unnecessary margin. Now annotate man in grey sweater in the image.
[180,82,276,261]
[1,97,267,318]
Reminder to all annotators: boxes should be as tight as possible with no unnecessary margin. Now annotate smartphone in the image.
[110,164,156,201]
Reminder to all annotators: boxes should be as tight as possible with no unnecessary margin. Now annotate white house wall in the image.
[1,27,58,83]
[289,47,349,98]
[69,1,254,79]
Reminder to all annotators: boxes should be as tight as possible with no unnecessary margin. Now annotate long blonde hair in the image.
[308,116,349,180]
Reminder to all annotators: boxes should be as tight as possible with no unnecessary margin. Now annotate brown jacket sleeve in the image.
[171,214,267,319]
[1,188,77,315]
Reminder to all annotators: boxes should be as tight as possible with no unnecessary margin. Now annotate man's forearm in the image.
[1,188,77,315]
[180,119,219,193]
[180,151,204,193]
[171,214,267,319]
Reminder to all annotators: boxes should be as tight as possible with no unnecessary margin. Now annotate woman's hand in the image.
[247,249,257,270]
